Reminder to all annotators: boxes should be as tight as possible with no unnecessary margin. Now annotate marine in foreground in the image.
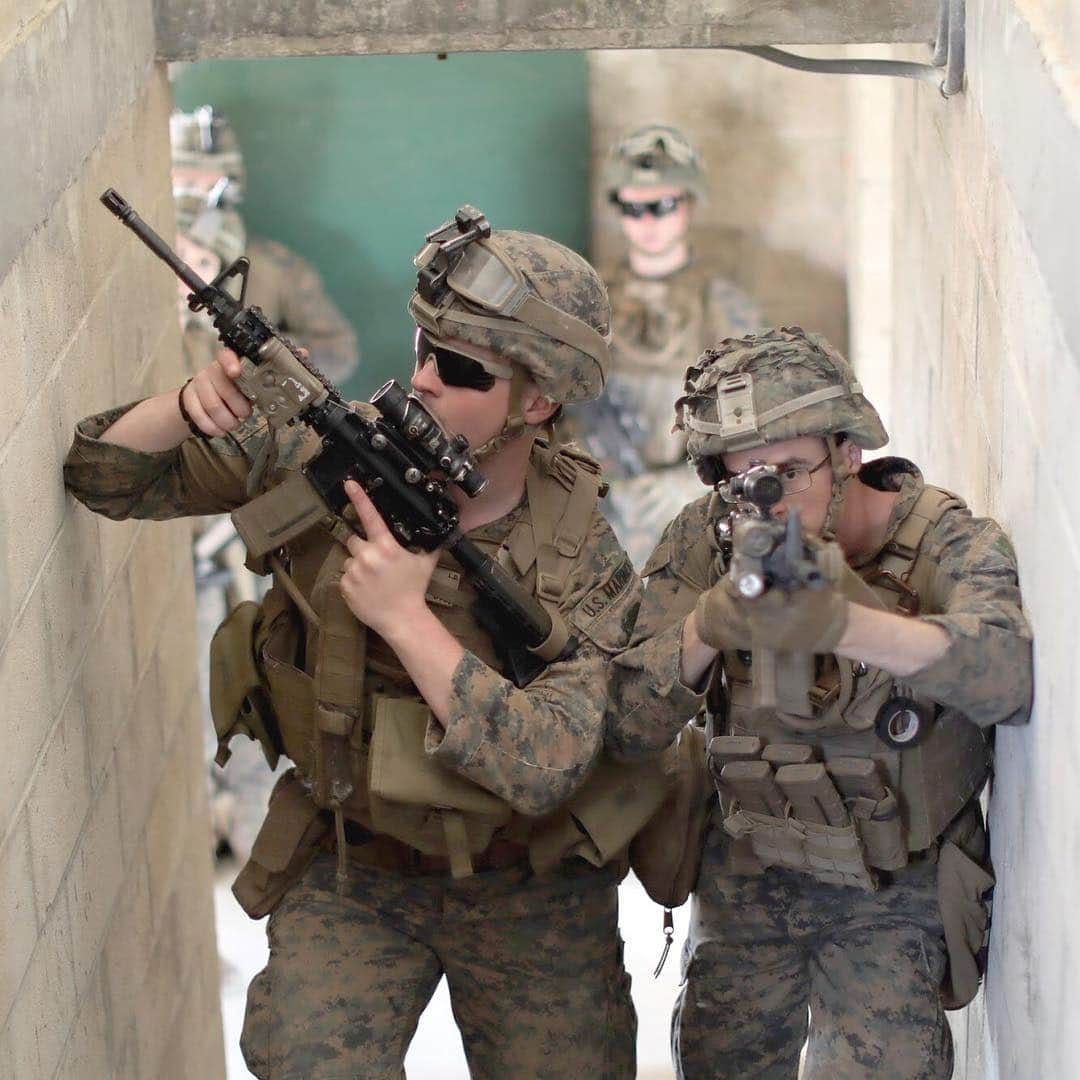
[64,202,658,1078]
[609,327,1033,1079]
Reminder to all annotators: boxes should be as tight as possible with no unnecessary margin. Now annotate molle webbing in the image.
[721,483,987,855]
[869,485,964,612]
[519,444,604,659]
[310,547,366,889]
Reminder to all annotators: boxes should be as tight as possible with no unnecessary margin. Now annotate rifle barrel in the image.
[100,188,209,294]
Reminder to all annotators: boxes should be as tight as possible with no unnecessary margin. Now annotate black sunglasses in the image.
[609,193,687,219]
[414,330,497,392]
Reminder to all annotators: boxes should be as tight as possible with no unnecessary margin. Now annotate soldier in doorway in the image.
[63,211,668,1078]
[171,106,360,861]
[567,124,762,568]
[607,327,1033,1078]
[171,106,359,384]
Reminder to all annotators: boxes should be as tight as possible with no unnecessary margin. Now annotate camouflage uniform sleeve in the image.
[258,240,359,385]
[606,502,712,761]
[425,515,642,817]
[905,511,1033,726]
[63,402,266,520]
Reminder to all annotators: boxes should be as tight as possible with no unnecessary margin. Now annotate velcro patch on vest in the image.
[425,566,464,608]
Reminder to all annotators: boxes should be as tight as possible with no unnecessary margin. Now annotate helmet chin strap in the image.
[470,366,530,459]
[821,434,852,540]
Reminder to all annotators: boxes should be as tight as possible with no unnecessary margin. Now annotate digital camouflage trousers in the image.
[673,826,952,1080]
[241,851,637,1079]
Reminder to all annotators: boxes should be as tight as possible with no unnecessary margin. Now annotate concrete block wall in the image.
[588,48,851,351]
[0,3,225,1076]
[848,2,1080,1075]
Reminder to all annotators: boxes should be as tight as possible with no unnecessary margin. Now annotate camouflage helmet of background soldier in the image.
[408,206,612,455]
[169,105,245,208]
[601,124,708,203]
[674,327,888,537]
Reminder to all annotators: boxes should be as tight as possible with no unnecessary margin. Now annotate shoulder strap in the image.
[517,443,605,607]
[869,485,964,615]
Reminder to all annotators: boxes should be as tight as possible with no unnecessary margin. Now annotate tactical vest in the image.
[603,264,713,469]
[674,485,990,888]
[212,436,669,888]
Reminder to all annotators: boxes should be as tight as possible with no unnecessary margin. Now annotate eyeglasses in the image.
[772,453,831,494]
[413,329,508,392]
[609,194,687,219]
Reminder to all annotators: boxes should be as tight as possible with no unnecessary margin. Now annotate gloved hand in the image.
[694,578,753,652]
[746,580,848,654]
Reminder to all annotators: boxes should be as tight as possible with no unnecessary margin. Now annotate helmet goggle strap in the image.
[617,128,699,169]
[821,434,852,540]
[680,373,863,449]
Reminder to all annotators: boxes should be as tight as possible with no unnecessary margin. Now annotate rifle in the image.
[713,464,826,716]
[101,188,564,685]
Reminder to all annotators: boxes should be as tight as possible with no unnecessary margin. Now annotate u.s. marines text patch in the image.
[571,557,640,651]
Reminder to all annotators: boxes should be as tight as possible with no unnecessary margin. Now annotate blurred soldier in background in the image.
[567,124,763,569]
[171,107,359,861]
[171,106,360,385]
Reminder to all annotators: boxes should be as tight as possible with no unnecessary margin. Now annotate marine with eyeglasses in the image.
[606,328,1033,1079]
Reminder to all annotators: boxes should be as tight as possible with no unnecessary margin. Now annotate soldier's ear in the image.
[520,382,559,426]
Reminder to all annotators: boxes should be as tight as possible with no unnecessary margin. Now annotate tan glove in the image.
[694,579,753,651]
[746,581,848,654]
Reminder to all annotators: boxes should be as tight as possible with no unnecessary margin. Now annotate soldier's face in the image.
[615,183,691,255]
[410,335,513,452]
[722,436,834,537]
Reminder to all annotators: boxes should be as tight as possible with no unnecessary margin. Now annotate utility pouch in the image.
[723,808,878,892]
[847,789,908,871]
[209,600,283,770]
[628,722,712,908]
[256,590,317,777]
[232,770,329,918]
[231,471,329,561]
[367,695,511,872]
[937,840,995,1009]
[530,750,674,875]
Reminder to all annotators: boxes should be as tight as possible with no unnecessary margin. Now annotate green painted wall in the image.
[173,53,590,398]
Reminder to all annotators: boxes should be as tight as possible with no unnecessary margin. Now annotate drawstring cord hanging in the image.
[653,908,676,977]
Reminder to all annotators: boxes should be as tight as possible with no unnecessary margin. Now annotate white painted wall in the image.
[848,3,1080,1074]
[0,5,225,1075]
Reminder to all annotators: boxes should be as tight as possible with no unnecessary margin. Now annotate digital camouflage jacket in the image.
[64,403,642,820]
[607,457,1033,763]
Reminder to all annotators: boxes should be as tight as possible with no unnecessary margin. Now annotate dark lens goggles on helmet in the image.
[414,330,501,392]
[610,193,686,219]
